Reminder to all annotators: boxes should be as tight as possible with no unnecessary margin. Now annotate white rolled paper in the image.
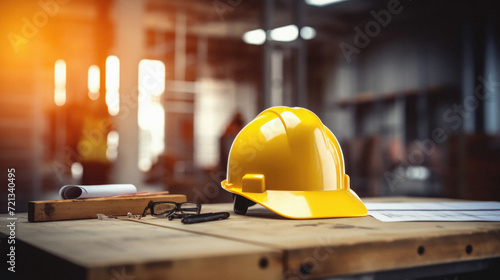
[59,184,137,199]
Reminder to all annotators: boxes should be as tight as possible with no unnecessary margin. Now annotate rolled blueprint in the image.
[59,184,137,199]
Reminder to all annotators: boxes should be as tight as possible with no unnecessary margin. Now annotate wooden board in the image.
[0,215,282,280]
[28,194,186,222]
[137,197,500,279]
[3,197,500,279]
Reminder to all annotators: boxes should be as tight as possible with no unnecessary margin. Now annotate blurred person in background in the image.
[219,111,245,175]
[77,97,113,185]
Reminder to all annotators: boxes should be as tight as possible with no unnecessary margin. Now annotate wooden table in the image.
[1,197,500,280]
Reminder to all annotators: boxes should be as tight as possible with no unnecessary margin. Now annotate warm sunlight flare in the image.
[54,59,66,106]
[87,65,100,100]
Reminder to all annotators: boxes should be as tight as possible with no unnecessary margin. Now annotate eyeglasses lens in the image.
[179,203,200,214]
[153,203,176,216]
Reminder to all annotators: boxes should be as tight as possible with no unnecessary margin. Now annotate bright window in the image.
[106,55,120,116]
[138,59,166,172]
[54,59,66,106]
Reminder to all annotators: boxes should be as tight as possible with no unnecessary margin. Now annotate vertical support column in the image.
[32,58,43,198]
[110,0,145,187]
[295,0,307,108]
[262,0,274,110]
[484,24,499,134]
[473,23,486,133]
[96,1,113,106]
[461,23,475,133]
[416,42,429,140]
[197,36,208,80]
[175,8,187,81]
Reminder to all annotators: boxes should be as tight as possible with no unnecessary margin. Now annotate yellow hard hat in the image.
[221,106,367,219]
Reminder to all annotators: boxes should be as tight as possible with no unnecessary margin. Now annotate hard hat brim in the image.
[222,180,367,219]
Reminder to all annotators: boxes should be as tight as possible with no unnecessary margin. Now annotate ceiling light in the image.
[305,0,348,7]
[300,26,316,40]
[243,29,266,45]
[270,25,299,42]
[243,25,316,44]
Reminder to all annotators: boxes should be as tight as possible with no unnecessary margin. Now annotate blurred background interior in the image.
[1,0,500,212]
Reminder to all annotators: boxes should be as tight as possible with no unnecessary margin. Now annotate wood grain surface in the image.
[2,197,499,279]
[28,194,187,222]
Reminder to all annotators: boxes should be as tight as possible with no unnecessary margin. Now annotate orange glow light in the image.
[88,65,100,100]
[54,59,66,106]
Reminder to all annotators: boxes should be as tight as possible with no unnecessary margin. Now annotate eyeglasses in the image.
[142,201,201,220]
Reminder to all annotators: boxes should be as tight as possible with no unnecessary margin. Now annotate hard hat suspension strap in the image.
[233,194,256,215]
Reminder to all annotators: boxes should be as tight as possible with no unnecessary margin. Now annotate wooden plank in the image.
[137,197,500,279]
[0,214,282,280]
[4,197,500,279]
[28,194,187,222]
[286,230,500,279]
